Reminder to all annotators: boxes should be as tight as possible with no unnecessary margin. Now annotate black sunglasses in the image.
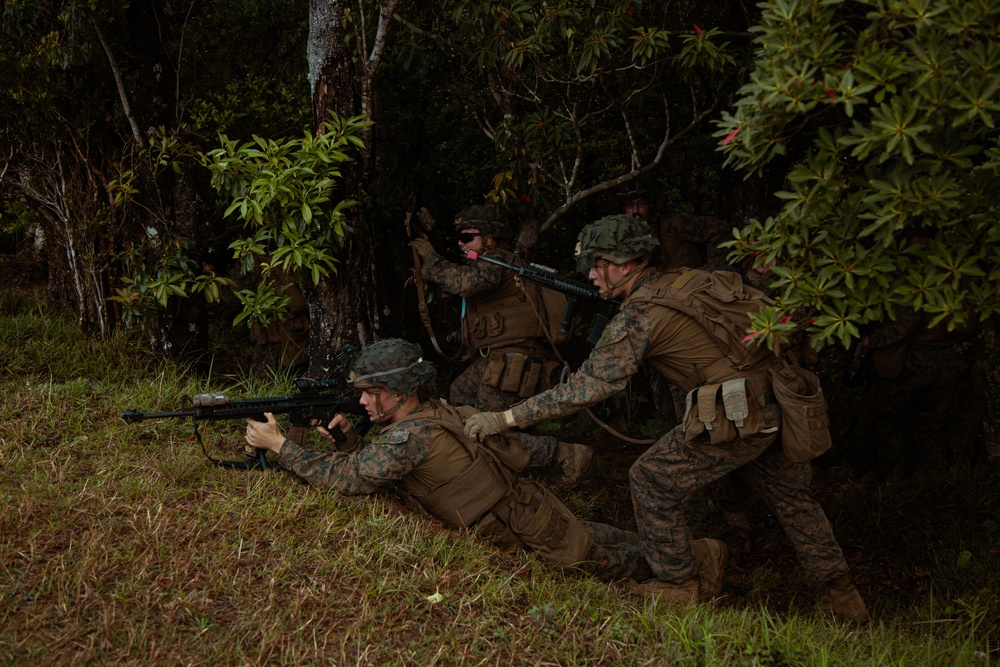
[458,232,483,243]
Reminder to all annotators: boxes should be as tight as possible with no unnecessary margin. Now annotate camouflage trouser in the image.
[514,432,558,469]
[581,520,653,581]
[870,344,969,473]
[449,354,525,411]
[630,406,849,585]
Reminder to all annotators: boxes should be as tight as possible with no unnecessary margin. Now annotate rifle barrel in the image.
[121,408,191,423]
[466,250,621,307]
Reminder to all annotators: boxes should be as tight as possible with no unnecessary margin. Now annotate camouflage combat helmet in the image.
[615,180,647,200]
[454,205,510,240]
[574,214,660,273]
[349,338,436,397]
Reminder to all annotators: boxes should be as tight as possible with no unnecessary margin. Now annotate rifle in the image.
[465,250,621,345]
[122,348,369,471]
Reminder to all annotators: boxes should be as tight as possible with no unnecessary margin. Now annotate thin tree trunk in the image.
[305,0,383,375]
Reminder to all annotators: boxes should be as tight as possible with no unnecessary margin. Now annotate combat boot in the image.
[627,577,700,604]
[553,442,594,487]
[690,538,728,599]
[816,575,870,625]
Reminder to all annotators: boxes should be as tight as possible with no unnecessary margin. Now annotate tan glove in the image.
[410,237,435,259]
[463,411,510,441]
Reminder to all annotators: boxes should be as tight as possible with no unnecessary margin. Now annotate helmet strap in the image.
[602,258,648,298]
[370,390,402,423]
[372,391,419,423]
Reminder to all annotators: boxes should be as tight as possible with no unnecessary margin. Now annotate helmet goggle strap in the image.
[598,256,648,298]
[595,257,649,299]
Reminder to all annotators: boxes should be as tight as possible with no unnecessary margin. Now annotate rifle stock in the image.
[465,250,620,345]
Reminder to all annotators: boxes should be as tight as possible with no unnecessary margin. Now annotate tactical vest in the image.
[628,269,831,461]
[397,399,521,529]
[396,399,593,564]
[627,269,779,394]
[464,248,567,350]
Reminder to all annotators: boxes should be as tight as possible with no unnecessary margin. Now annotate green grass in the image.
[1,285,998,665]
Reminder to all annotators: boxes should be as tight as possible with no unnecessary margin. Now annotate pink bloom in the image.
[693,24,702,35]
[723,127,741,145]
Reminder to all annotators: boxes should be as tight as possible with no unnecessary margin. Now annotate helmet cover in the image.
[453,205,511,240]
[349,338,436,396]
[574,214,660,273]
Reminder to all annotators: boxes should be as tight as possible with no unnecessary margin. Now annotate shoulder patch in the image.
[377,429,411,445]
[596,325,629,348]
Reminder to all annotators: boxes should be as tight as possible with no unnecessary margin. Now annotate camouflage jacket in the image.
[422,246,551,350]
[658,211,732,270]
[421,246,511,297]
[510,270,727,427]
[276,401,466,495]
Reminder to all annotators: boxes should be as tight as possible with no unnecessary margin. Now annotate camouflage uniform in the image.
[656,210,732,272]
[421,245,554,410]
[422,224,565,472]
[616,180,732,273]
[508,269,852,586]
[275,398,644,578]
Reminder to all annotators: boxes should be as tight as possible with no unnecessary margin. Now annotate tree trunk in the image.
[305,0,382,375]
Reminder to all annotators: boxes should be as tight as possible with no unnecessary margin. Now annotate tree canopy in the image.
[2,0,997,359]
[717,0,1000,349]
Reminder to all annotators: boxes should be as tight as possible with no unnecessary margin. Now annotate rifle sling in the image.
[406,210,462,361]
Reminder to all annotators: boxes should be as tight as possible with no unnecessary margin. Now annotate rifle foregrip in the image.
[560,296,577,334]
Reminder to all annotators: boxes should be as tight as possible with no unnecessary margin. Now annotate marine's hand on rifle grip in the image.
[246,412,286,454]
[317,413,351,441]
[410,237,435,259]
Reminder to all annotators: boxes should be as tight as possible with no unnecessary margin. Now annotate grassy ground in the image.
[1,284,998,666]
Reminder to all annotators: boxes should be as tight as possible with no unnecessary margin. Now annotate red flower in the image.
[626,6,634,16]
[693,24,703,35]
[826,89,836,99]
[723,127,741,145]
[519,193,532,204]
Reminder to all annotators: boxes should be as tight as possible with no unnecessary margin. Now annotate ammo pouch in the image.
[481,349,564,398]
[471,312,505,341]
[768,363,832,462]
[683,378,765,445]
[479,480,593,566]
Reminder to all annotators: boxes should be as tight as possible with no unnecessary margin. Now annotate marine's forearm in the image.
[277,439,377,495]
